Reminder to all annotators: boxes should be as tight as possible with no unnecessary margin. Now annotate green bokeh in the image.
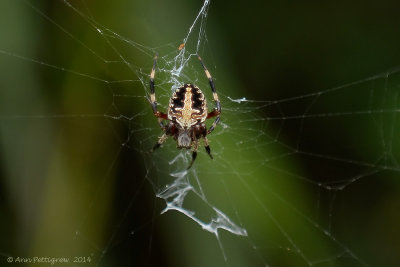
[0,0,399,266]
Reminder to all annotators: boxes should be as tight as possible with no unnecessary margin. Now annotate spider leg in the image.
[203,136,213,159]
[198,56,221,134]
[187,140,199,169]
[151,133,168,152]
[149,54,168,129]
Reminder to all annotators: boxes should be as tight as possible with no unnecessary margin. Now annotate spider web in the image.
[0,0,399,266]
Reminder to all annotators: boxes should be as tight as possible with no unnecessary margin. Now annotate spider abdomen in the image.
[168,84,207,128]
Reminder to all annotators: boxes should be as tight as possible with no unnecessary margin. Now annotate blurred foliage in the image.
[0,0,399,266]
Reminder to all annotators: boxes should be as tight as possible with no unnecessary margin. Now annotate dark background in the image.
[0,0,399,266]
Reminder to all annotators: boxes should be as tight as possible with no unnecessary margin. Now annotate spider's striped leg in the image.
[203,136,213,159]
[187,140,199,169]
[206,116,220,135]
[151,133,168,152]
[198,56,221,134]
[149,54,168,129]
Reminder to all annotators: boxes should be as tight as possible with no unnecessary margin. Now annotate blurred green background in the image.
[0,0,399,266]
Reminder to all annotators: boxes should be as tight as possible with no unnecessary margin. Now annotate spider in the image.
[149,55,221,169]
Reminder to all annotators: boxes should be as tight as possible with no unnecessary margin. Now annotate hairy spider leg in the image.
[203,136,213,159]
[151,133,169,152]
[196,122,213,159]
[198,56,221,134]
[187,140,199,169]
[149,54,168,129]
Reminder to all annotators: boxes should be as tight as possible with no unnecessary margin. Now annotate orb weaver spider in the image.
[149,55,221,169]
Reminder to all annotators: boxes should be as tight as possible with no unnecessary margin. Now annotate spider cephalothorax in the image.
[149,55,221,169]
